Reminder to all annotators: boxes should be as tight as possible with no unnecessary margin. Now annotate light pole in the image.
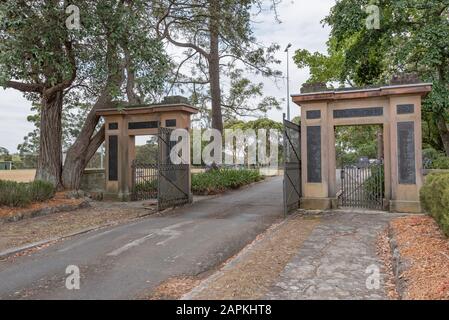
[284,43,292,121]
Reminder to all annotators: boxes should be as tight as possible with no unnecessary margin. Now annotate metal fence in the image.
[338,164,384,210]
[131,161,158,201]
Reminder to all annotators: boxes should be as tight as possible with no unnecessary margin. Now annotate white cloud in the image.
[0,88,35,153]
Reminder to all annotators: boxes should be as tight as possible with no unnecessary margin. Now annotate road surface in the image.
[0,177,283,299]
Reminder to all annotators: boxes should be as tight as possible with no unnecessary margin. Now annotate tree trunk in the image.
[62,37,123,190]
[61,109,105,190]
[62,94,109,190]
[377,128,384,160]
[436,115,449,156]
[35,91,64,188]
[209,0,223,133]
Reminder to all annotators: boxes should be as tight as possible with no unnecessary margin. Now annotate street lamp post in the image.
[285,43,292,121]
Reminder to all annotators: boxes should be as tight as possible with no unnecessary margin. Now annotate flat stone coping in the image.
[292,83,432,104]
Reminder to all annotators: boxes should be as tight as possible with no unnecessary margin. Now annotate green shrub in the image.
[191,169,264,195]
[420,173,449,236]
[134,179,158,193]
[28,180,55,202]
[0,179,55,207]
[363,166,385,198]
[0,180,31,207]
[431,157,449,170]
[423,148,449,169]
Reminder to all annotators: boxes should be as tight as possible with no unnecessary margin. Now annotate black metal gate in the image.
[131,162,158,201]
[131,127,191,211]
[283,119,301,215]
[157,127,190,211]
[338,163,384,210]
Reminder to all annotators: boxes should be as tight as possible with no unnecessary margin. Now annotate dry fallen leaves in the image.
[389,216,449,300]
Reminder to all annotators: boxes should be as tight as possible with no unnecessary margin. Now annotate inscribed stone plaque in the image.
[306,110,321,119]
[397,104,415,115]
[307,126,322,183]
[108,123,118,130]
[108,135,118,181]
[165,119,177,127]
[128,121,158,130]
[333,107,383,119]
[397,122,416,184]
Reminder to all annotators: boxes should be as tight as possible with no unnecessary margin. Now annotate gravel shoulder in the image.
[0,201,157,254]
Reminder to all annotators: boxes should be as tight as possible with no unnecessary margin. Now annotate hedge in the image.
[0,180,55,207]
[423,148,449,169]
[420,173,449,236]
[191,169,264,195]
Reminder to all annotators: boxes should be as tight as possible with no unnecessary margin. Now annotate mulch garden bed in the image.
[0,192,86,224]
[379,215,449,300]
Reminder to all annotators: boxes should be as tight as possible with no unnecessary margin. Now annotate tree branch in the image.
[4,81,43,93]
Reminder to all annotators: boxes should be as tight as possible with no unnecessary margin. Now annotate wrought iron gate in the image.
[157,127,191,210]
[283,119,302,215]
[338,163,384,210]
[131,127,191,211]
[131,162,158,201]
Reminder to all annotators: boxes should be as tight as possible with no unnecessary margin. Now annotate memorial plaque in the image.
[307,126,322,183]
[165,119,177,127]
[128,121,158,130]
[397,104,415,115]
[306,110,321,120]
[397,122,416,184]
[108,122,118,130]
[333,107,383,119]
[108,135,118,181]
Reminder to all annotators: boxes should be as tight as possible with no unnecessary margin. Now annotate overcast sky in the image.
[0,0,335,153]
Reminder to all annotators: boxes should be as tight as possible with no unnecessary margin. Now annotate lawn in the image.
[0,169,36,182]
